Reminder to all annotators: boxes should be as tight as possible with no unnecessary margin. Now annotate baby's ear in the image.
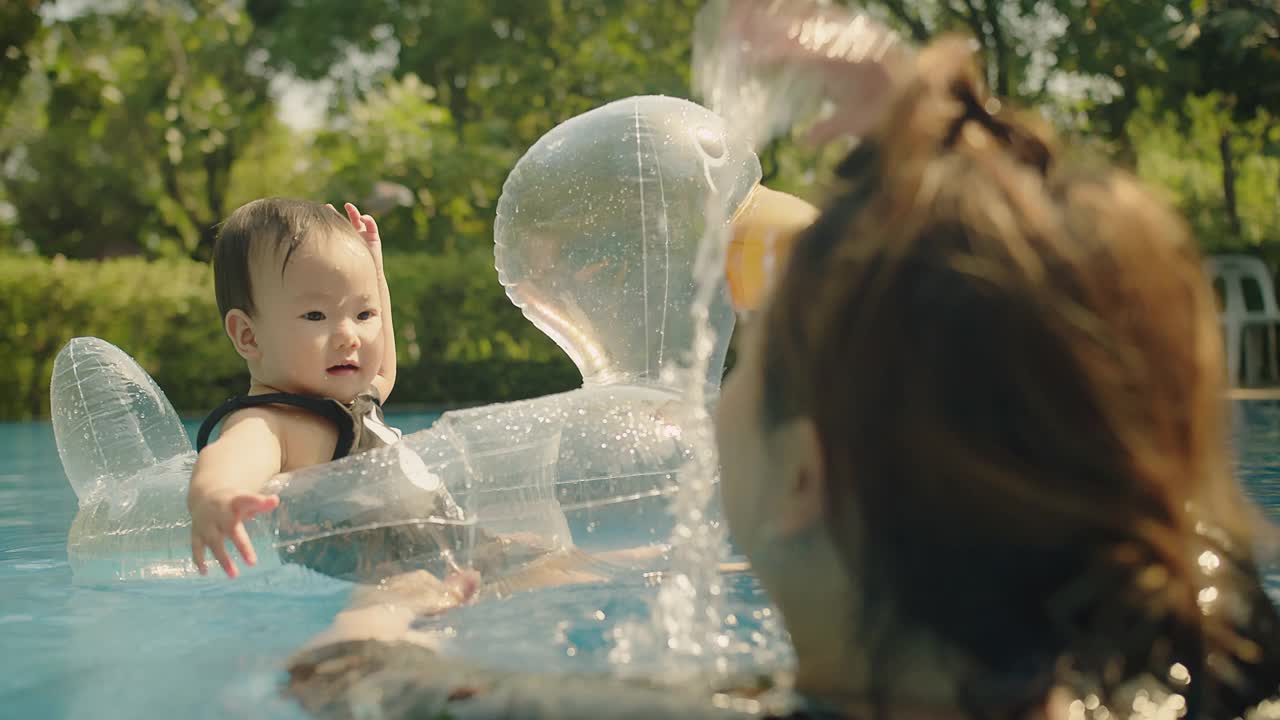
[225,309,260,360]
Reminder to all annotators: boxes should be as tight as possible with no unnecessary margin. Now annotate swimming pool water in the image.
[0,413,430,719]
[2,406,1277,719]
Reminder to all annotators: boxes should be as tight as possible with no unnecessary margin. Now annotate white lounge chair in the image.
[1205,254,1280,385]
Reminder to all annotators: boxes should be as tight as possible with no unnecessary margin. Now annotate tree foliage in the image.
[252,0,704,253]
[855,0,1278,249]
[0,1,1276,259]
[3,1,277,259]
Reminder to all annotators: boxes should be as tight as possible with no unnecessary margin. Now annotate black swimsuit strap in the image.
[196,393,355,460]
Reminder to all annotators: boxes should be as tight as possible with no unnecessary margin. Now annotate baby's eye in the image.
[357,309,377,321]
[301,311,325,321]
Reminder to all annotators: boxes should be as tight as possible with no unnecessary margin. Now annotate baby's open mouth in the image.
[327,363,359,376]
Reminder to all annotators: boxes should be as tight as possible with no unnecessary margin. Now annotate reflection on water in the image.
[1233,401,1280,599]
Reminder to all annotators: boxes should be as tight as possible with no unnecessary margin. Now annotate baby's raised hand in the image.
[189,488,280,578]
[330,201,383,273]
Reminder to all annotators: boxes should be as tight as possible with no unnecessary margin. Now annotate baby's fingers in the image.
[230,522,258,568]
[231,493,279,521]
[343,202,365,231]
[191,531,208,576]
[207,533,239,578]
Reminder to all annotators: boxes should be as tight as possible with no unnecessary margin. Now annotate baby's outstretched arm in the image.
[337,201,396,401]
[188,408,284,577]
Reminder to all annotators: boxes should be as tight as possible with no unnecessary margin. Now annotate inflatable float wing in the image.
[52,337,207,580]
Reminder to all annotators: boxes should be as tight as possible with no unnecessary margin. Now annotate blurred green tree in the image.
[0,1,45,121]
[0,0,48,251]
[857,0,1278,249]
[247,0,705,253]
[310,73,517,255]
[2,0,1277,259]
[2,1,282,259]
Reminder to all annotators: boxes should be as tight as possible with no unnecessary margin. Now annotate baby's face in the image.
[249,232,384,403]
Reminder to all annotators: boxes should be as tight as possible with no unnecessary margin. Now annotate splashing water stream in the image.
[611,0,900,682]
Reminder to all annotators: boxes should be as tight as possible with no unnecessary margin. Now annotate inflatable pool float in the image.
[51,95,767,584]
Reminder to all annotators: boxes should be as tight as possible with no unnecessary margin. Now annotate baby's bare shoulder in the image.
[224,404,338,471]
[275,406,340,471]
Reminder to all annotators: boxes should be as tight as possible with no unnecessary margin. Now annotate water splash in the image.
[612,0,909,682]
[692,0,827,149]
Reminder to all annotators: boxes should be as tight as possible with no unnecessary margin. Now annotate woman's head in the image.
[716,36,1278,714]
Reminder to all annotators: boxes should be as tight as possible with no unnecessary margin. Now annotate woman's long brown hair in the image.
[761,36,1280,718]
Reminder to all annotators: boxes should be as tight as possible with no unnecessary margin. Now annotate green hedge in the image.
[0,252,579,420]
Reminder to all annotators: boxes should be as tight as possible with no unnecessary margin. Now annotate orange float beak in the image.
[726,185,820,311]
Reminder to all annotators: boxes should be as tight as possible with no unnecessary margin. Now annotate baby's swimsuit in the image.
[197,389,400,460]
[197,389,468,582]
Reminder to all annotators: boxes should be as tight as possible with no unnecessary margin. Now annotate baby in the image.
[188,198,399,578]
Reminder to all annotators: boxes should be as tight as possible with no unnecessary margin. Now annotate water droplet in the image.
[1197,550,1220,572]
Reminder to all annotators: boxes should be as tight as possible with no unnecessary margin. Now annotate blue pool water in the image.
[0,414,441,719]
[2,405,1278,719]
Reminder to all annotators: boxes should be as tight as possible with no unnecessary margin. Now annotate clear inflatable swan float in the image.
[51,96,768,584]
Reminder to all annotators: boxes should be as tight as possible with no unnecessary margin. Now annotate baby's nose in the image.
[333,320,361,349]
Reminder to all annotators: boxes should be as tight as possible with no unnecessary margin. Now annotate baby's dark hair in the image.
[212,198,360,319]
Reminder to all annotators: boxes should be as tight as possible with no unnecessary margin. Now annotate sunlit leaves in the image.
[3,1,272,259]
[1130,90,1280,251]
